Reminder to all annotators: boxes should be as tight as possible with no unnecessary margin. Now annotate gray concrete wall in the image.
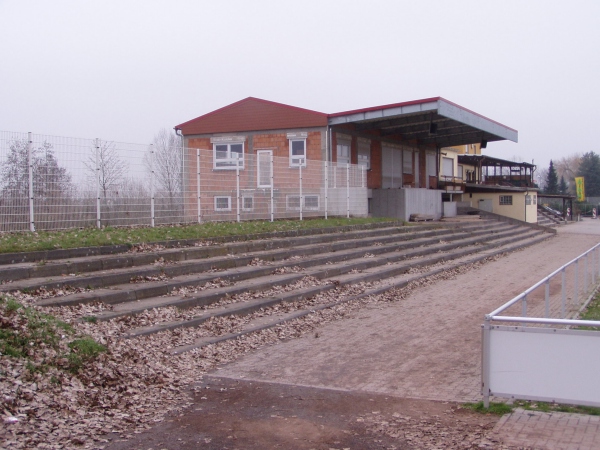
[443,201,457,217]
[371,188,442,221]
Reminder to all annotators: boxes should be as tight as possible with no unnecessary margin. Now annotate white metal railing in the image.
[0,130,367,231]
[482,243,600,408]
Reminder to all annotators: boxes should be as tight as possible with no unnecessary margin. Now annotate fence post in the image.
[561,268,566,319]
[149,144,155,227]
[585,253,589,293]
[236,155,240,223]
[362,165,366,188]
[346,163,350,218]
[592,249,596,286]
[324,161,328,220]
[333,162,337,188]
[575,260,579,305]
[196,149,201,223]
[27,132,35,232]
[270,154,274,222]
[545,279,550,319]
[95,138,101,229]
[299,159,303,221]
[481,319,491,408]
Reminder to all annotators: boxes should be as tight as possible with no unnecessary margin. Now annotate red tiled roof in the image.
[175,97,328,135]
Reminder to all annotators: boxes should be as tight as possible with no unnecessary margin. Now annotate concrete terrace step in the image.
[11,217,553,349]
[131,231,552,349]
[0,220,510,292]
[0,221,408,265]
[85,225,545,324]
[0,219,507,285]
[0,222,457,283]
[29,221,522,308]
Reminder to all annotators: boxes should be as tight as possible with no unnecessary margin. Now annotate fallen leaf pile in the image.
[10,285,90,302]
[362,409,518,449]
[127,243,165,253]
[129,274,170,284]
[1,252,510,449]
[247,258,272,266]
[168,278,232,298]
[272,266,303,274]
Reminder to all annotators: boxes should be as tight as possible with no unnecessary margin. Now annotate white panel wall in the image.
[489,327,600,407]
[325,187,368,217]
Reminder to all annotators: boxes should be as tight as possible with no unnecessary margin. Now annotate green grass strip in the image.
[0,217,397,254]
[464,400,600,416]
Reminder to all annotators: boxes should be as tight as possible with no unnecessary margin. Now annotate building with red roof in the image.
[175,97,520,222]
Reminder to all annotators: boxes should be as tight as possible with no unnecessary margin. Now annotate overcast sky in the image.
[1,0,599,171]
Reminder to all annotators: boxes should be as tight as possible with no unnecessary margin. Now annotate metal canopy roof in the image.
[328,97,517,147]
[458,154,534,169]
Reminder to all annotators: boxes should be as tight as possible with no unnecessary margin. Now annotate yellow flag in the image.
[575,177,585,202]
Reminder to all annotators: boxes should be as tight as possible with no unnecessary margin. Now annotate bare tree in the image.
[145,129,183,214]
[536,167,548,191]
[555,154,581,195]
[85,140,127,199]
[0,139,72,202]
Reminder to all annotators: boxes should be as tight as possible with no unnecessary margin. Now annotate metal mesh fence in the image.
[0,131,368,232]
[491,244,600,327]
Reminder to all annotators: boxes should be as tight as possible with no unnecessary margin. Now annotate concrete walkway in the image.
[215,220,600,449]
[492,408,600,450]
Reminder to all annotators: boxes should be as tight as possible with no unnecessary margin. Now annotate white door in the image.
[257,150,272,188]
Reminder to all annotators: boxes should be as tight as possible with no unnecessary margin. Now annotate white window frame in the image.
[499,195,513,206]
[288,132,308,167]
[242,195,254,212]
[442,157,454,177]
[286,194,320,211]
[289,139,306,167]
[337,140,351,166]
[304,195,320,210]
[214,196,232,212]
[286,195,302,211]
[211,136,245,170]
[358,139,371,170]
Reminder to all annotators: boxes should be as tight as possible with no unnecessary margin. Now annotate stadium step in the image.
[0,218,552,348]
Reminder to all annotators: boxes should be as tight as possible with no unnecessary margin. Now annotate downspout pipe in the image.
[327,125,332,163]
[525,189,528,223]
[175,128,185,215]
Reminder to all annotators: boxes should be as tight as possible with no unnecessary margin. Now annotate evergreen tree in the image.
[545,160,559,194]
[559,176,568,195]
[577,152,600,197]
